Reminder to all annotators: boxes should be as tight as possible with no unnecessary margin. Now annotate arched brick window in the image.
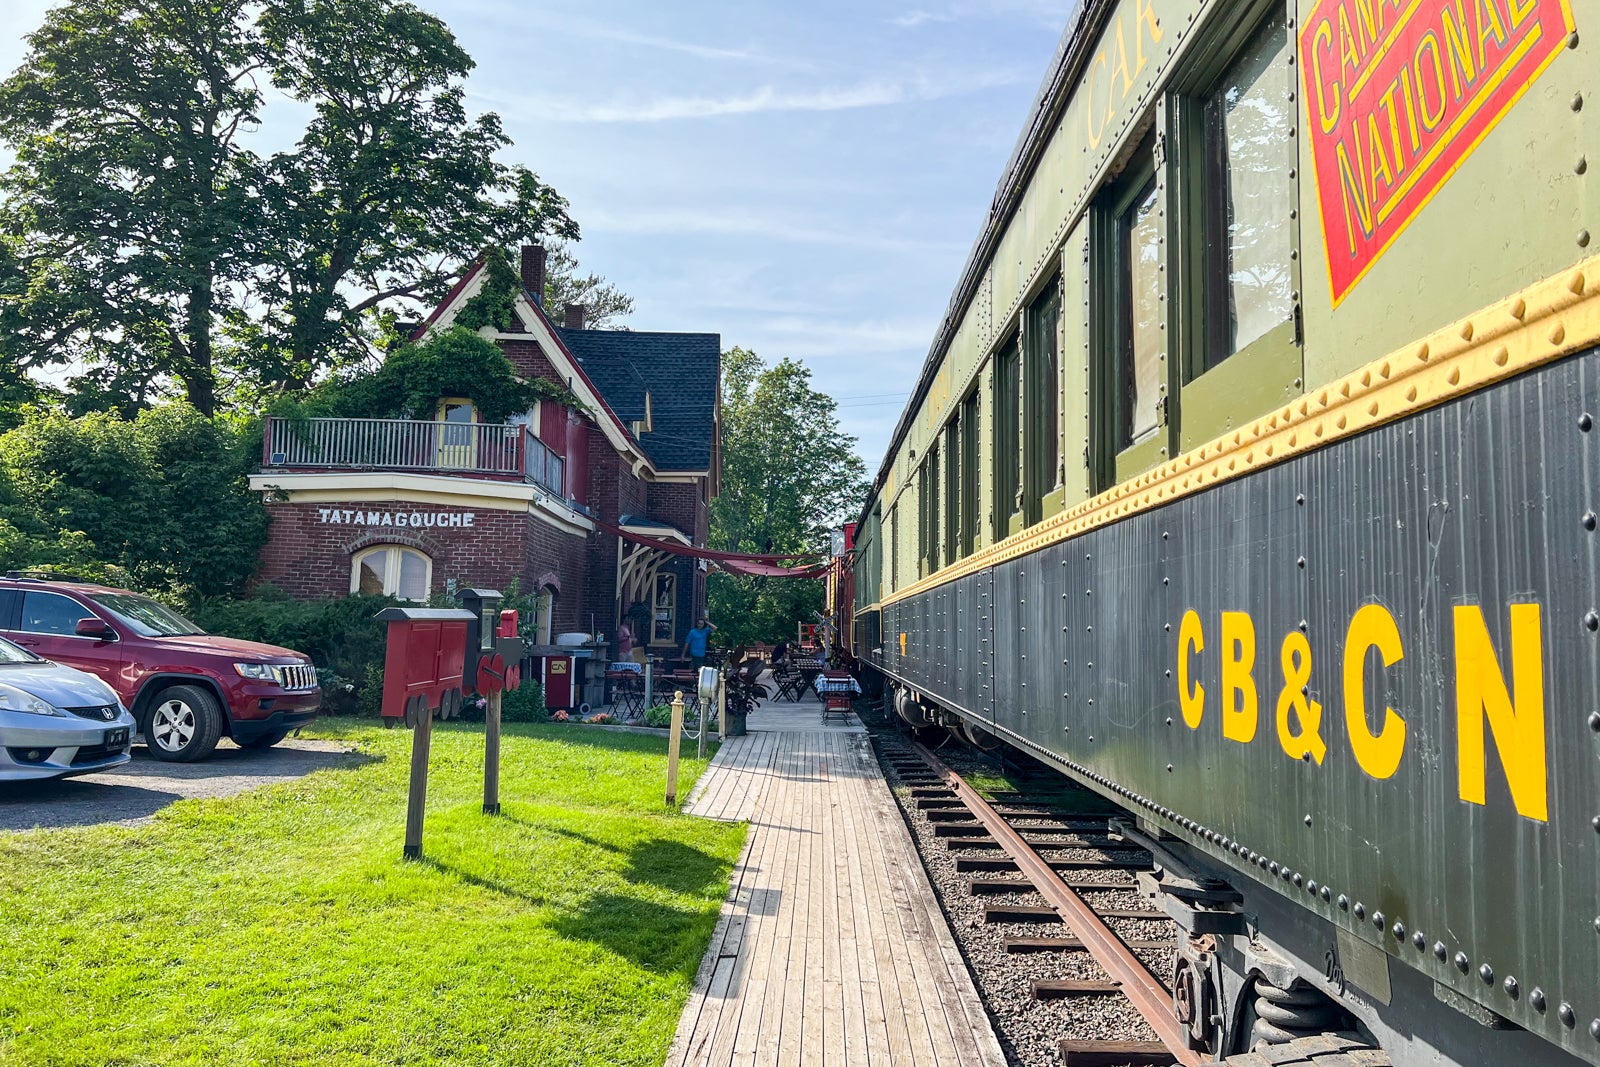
[351,545,432,601]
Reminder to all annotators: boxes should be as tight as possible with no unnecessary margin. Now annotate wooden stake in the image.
[484,688,502,815]
[403,701,433,860]
[666,690,684,807]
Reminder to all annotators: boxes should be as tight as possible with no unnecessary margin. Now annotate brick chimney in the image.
[520,244,547,305]
[563,303,586,329]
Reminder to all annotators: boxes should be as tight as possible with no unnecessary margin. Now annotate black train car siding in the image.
[874,347,1600,1065]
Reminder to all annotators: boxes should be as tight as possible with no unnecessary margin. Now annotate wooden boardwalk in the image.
[668,704,1006,1067]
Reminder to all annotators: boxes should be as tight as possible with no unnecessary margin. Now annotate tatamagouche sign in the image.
[317,508,479,528]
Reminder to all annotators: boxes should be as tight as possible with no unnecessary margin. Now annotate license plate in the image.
[105,728,128,747]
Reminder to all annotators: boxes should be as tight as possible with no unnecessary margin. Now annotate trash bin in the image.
[724,707,747,737]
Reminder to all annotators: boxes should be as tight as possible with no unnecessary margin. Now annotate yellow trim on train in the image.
[883,255,1600,607]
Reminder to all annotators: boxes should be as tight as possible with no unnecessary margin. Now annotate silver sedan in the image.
[0,636,135,781]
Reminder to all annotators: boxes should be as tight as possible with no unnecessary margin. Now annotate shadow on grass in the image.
[0,744,376,832]
[547,891,709,975]
[624,839,726,896]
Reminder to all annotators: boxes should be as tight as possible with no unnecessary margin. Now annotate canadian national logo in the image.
[1300,0,1576,303]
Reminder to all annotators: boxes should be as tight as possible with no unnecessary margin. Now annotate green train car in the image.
[849,0,1597,1063]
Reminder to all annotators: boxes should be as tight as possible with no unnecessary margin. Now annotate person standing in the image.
[682,616,717,672]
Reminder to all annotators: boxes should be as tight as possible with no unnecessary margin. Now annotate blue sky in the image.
[0,0,1075,464]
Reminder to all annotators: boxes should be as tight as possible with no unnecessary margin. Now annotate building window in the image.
[651,572,677,645]
[534,586,556,645]
[352,545,431,601]
[993,336,1020,539]
[1198,7,1293,372]
[1024,280,1062,525]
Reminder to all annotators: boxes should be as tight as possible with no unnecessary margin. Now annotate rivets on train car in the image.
[1165,716,1173,725]
[1373,911,1385,929]
[1585,512,1598,531]
[1570,30,1580,47]
[1292,873,1303,887]
[1337,894,1349,910]
[1167,764,1173,772]
[1590,1019,1600,1040]
[1298,619,1308,633]
[1580,157,1591,175]
[1392,922,1405,940]
[1296,556,1306,568]
[1163,577,1170,585]
[1530,987,1546,1012]
[1590,711,1600,731]
[1592,815,1600,832]
[1582,230,1593,250]
[1321,886,1332,902]
[1586,611,1599,632]
[1434,941,1447,960]
[1560,1002,1577,1026]
[1478,963,1495,984]
[1573,93,1585,112]
[1581,413,1594,432]
[1296,493,1305,505]
[1455,952,1470,973]
[1503,976,1519,998]
[1412,931,1426,950]
[1269,862,1280,875]
[1258,856,1269,870]
[1353,903,1366,919]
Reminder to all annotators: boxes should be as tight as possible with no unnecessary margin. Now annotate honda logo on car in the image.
[317,509,475,528]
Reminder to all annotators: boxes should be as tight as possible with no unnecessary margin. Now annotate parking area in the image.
[0,739,366,832]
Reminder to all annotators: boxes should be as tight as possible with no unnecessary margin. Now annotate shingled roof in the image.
[554,326,720,472]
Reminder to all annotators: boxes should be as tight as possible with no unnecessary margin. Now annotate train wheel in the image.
[958,719,1002,751]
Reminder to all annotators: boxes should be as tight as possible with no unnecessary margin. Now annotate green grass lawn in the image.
[0,720,746,1067]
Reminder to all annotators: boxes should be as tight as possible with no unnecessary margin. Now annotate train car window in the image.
[943,419,960,562]
[1168,1,1302,451]
[959,391,979,556]
[993,335,1021,539]
[1024,280,1062,526]
[890,504,899,589]
[1119,176,1164,449]
[1200,8,1293,370]
[926,442,941,573]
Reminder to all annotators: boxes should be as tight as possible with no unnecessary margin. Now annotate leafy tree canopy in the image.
[0,403,267,596]
[708,348,868,644]
[0,0,577,416]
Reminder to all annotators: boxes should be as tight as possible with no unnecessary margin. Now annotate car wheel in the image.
[144,685,225,762]
[237,727,290,750]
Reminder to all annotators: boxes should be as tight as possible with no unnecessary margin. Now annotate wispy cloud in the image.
[583,207,965,255]
[518,68,1025,124]
[890,10,959,27]
[889,0,1079,30]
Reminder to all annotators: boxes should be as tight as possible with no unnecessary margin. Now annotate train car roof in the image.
[866,0,1103,514]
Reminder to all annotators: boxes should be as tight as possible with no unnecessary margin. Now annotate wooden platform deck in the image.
[668,705,1006,1067]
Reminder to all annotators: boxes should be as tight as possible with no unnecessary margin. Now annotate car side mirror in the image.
[75,618,115,641]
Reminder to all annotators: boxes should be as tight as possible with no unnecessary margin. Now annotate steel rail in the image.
[911,741,1205,1067]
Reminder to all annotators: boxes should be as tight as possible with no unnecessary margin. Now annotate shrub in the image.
[187,590,394,714]
[644,704,673,728]
[501,678,546,723]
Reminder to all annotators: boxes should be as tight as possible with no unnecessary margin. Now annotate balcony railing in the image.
[263,416,567,497]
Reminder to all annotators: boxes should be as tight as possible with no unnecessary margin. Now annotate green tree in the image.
[240,0,578,390]
[708,348,867,645]
[0,0,579,414]
[0,0,265,416]
[0,404,267,595]
[542,242,635,329]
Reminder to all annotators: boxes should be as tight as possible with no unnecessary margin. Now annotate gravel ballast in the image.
[866,716,1176,1067]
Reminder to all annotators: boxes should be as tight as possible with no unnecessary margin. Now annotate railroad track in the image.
[874,734,1202,1067]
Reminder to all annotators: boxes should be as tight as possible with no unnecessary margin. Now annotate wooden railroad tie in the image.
[981,904,1165,923]
[954,854,1150,872]
[1058,1039,1177,1066]
[969,877,1140,895]
[1031,978,1122,998]
[1004,936,1173,953]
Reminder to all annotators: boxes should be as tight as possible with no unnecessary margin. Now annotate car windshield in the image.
[91,593,207,638]
[0,635,41,664]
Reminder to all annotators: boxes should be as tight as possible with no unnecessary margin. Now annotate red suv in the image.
[0,575,321,762]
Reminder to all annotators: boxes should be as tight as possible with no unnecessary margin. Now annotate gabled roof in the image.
[556,326,720,472]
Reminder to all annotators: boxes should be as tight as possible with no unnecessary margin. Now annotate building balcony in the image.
[261,416,569,499]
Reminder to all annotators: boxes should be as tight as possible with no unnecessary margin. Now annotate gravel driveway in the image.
[0,739,368,832]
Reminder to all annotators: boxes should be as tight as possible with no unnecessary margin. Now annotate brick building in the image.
[248,245,720,649]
